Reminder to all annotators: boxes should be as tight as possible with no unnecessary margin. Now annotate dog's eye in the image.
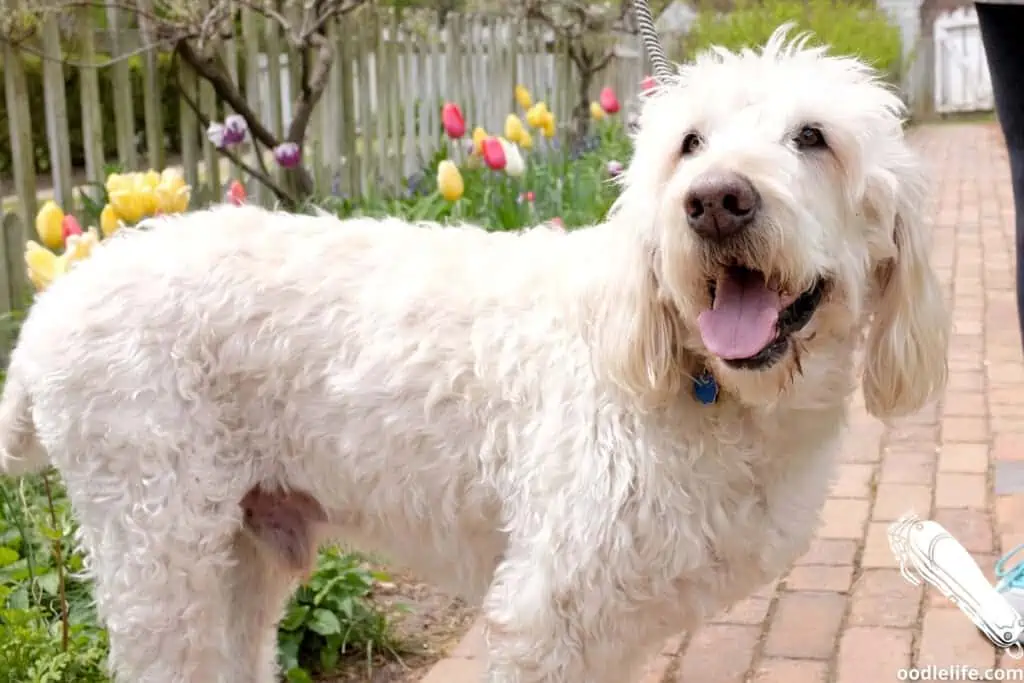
[681,133,703,157]
[794,125,826,150]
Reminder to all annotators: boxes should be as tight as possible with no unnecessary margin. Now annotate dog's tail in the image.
[0,373,48,476]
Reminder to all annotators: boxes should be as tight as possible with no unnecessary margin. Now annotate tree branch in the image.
[594,49,615,73]
[175,38,281,150]
[174,54,295,206]
[284,30,333,144]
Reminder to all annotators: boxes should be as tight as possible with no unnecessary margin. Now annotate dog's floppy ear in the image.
[592,231,686,408]
[861,159,949,419]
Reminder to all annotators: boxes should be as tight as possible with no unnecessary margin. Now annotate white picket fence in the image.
[933,7,994,114]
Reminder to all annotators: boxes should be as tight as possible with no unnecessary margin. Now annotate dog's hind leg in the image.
[68,483,244,683]
[223,528,305,683]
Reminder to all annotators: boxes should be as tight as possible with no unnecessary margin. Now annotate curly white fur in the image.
[0,27,948,683]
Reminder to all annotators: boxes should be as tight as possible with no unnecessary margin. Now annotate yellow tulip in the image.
[437,160,464,202]
[590,101,605,121]
[525,104,543,128]
[170,185,191,214]
[541,119,556,139]
[25,241,60,292]
[99,203,121,238]
[515,84,532,110]
[142,169,161,189]
[24,227,100,293]
[155,180,190,215]
[64,227,99,264]
[108,187,147,225]
[105,172,129,196]
[519,131,533,150]
[134,175,159,217]
[34,200,65,250]
[156,169,191,214]
[160,168,186,190]
[505,114,527,145]
[472,127,488,155]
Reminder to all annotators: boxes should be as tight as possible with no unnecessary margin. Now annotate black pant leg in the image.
[977,2,1024,346]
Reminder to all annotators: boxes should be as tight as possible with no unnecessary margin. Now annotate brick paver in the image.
[420,123,1024,682]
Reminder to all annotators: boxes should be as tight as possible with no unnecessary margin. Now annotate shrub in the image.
[277,550,402,683]
[0,607,109,683]
[0,473,403,683]
[680,0,903,80]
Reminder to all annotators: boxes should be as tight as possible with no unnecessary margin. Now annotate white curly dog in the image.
[0,28,948,683]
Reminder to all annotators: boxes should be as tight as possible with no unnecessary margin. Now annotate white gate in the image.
[933,7,994,114]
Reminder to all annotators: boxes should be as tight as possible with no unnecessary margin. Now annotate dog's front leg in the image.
[479,550,661,683]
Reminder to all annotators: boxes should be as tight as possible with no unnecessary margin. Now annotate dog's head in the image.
[596,26,948,418]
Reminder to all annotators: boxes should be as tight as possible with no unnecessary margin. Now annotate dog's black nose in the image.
[684,171,760,240]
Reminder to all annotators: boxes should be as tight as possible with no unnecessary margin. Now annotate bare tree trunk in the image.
[572,68,593,147]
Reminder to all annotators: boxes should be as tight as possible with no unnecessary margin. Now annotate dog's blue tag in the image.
[693,370,718,405]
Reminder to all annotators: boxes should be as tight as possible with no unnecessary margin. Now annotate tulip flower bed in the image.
[0,82,636,683]
[321,84,634,236]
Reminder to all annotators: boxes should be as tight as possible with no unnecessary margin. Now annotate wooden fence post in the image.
[40,16,75,212]
[3,13,38,224]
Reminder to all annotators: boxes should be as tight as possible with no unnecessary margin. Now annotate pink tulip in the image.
[226,180,247,206]
[441,103,466,139]
[640,76,656,93]
[481,137,506,170]
[599,87,620,114]
[61,215,83,241]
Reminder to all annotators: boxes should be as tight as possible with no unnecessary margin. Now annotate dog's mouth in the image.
[697,266,827,371]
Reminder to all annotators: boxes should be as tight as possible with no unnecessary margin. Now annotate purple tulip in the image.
[206,122,226,149]
[273,142,302,168]
[223,114,249,146]
[607,160,624,178]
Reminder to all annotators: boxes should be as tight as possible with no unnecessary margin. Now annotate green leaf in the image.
[0,547,19,567]
[35,571,59,596]
[279,603,310,632]
[285,667,314,683]
[307,608,342,636]
[319,644,340,671]
[338,597,355,620]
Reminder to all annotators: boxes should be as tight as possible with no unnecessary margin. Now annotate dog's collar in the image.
[693,368,719,405]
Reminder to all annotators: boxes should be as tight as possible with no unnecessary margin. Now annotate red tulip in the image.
[599,87,620,114]
[226,180,246,206]
[61,215,82,241]
[441,102,466,139]
[481,137,506,170]
[640,76,656,93]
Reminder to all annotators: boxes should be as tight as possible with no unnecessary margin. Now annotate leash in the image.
[631,0,673,81]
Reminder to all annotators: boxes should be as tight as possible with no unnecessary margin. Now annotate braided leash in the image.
[631,0,673,81]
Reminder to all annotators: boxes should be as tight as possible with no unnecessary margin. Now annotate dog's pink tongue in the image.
[697,271,782,360]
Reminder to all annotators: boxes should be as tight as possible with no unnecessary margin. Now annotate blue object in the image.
[996,543,1024,620]
[997,543,1024,593]
[693,370,718,405]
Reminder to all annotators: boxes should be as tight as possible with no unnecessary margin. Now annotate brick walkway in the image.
[421,122,1024,683]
